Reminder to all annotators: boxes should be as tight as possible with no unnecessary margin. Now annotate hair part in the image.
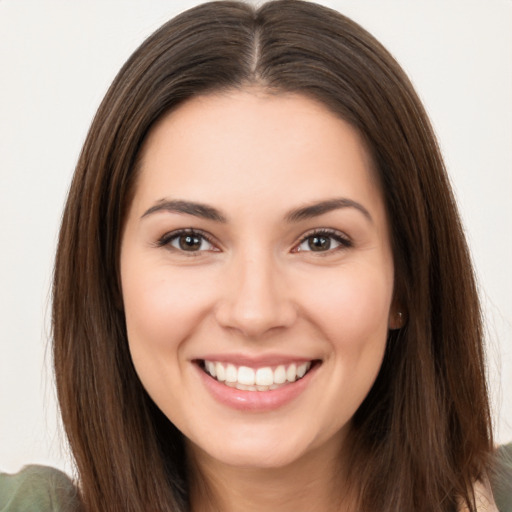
[52,2,493,511]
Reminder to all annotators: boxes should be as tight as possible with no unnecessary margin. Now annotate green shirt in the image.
[0,465,80,511]
[1,444,511,511]
[491,443,512,512]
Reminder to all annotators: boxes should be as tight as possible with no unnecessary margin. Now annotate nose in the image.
[214,251,297,338]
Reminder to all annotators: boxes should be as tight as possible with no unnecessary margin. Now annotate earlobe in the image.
[388,309,406,330]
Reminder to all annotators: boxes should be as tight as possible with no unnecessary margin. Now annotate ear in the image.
[388,303,406,330]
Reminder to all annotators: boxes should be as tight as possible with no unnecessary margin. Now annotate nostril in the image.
[213,261,297,337]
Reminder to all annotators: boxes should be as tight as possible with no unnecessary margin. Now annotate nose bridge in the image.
[215,245,295,337]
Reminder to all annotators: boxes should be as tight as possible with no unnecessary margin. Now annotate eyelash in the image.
[293,228,352,254]
[156,228,218,255]
[156,228,352,255]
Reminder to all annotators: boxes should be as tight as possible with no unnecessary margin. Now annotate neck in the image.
[187,438,354,512]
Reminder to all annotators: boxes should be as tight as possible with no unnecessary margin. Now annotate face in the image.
[120,90,398,471]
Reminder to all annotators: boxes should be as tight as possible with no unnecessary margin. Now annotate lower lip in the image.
[195,363,318,412]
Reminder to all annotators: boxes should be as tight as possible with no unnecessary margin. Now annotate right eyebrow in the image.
[141,199,227,223]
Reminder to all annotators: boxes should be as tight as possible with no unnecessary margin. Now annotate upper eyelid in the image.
[157,228,219,249]
[156,227,351,250]
[290,228,353,255]
[297,227,351,243]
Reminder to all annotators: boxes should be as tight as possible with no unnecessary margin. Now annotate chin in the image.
[199,442,309,470]
[185,420,346,472]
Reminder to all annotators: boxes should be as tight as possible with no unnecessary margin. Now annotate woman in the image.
[1,1,510,511]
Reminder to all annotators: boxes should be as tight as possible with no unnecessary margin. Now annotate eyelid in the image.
[154,227,351,254]
[292,228,352,253]
[156,228,220,253]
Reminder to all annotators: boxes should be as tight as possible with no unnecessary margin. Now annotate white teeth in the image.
[203,360,312,391]
[286,363,297,382]
[274,365,286,384]
[206,361,216,377]
[255,367,273,386]
[237,366,255,386]
[297,363,308,378]
[226,364,237,383]
[215,362,226,382]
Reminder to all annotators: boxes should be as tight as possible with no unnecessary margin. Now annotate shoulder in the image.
[490,443,512,512]
[0,464,81,511]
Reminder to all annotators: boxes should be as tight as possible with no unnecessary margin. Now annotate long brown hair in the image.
[52,1,493,510]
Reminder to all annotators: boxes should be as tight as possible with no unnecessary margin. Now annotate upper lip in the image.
[194,353,319,368]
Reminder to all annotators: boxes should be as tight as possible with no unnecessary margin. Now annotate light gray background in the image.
[1,0,511,475]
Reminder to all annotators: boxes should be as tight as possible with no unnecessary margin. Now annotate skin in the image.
[120,89,400,511]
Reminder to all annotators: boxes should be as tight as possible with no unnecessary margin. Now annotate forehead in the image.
[132,89,384,221]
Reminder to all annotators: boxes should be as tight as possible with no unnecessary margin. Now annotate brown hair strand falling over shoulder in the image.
[52,1,493,511]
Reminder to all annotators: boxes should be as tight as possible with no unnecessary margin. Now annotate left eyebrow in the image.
[284,198,373,223]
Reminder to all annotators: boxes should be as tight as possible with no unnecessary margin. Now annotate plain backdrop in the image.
[1,0,511,475]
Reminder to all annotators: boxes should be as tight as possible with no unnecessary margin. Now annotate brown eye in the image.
[294,229,352,253]
[307,235,331,251]
[160,230,216,253]
[178,234,203,251]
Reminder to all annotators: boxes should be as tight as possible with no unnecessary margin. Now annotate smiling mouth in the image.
[198,360,318,391]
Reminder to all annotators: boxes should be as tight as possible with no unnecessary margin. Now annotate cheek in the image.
[302,265,392,421]
[121,263,215,364]
[304,264,393,346]
[121,263,220,420]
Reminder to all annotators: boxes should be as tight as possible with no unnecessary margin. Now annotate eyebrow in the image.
[141,199,227,222]
[141,197,372,224]
[284,198,373,223]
